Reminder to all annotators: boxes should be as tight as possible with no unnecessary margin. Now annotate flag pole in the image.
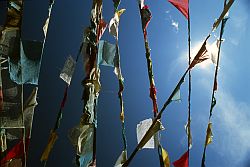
[201,0,228,166]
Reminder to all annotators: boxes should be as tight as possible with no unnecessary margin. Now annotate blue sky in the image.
[1,0,249,167]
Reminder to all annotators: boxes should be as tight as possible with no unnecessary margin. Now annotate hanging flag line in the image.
[40,36,83,166]
[67,1,104,167]
[0,1,28,167]
[115,20,128,160]
[1,0,56,164]
[123,0,235,163]
[169,0,192,165]
[0,0,234,166]
[111,0,128,161]
[89,2,128,164]
[187,2,192,167]
[137,1,167,166]
[40,1,85,166]
[201,0,230,166]
[86,2,103,166]
[168,0,192,166]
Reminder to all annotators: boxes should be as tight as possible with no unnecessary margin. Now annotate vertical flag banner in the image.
[68,0,104,166]
[109,2,128,165]
[201,0,233,166]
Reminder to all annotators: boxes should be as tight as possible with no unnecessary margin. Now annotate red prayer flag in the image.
[1,138,30,164]
[149,84,158,114]
[140,5,152,39]
[188,35,210,70]
[173,150,189,167]
[168,0,189,19]
[97,19,107,42]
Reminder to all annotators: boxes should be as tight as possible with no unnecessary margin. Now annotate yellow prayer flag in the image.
[162,147,170,167]
[205,122,213,146]
[185,120,192,149]
[212,0,234,31]
[116,9,126,18]
[40,130,58,162]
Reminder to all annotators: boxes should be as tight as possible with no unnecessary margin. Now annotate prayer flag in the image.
[168,0,189,19]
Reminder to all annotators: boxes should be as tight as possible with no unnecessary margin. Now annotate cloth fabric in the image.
[137,118,164,149]
[43,0,54,37]
[108,9,125,39]
[159,145,170,167]
[173,150,189,167]
[114,150,127,167]
[5,1,22,28]
[97,19,107,42]
[60,56,76,85]
[185,119,192,149]
[0,138,30,164]
[140,5,152,39]
[113,0,121,11]
[168,0,189,19]
[40,131,58,162]
[188,35,210,70]
[212,0,234,31]
[205,122,213,146]
[8,40,43,85]
[97,40,118,67]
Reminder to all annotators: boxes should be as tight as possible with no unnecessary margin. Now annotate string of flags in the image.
[0,0,236,166]
[68,1,104,167]
[123,0,234,166]
[169,0,192,166]
[109,1,128,166]
[137,0,162,164]
[201,0,230,166]
[0,0,48,166]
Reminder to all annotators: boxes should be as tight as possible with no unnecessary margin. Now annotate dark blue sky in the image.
[1,0,250,167]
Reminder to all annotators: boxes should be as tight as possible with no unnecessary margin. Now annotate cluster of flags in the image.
[0,0,235,167]
[0,0,52,166]
[123,0,234,167]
